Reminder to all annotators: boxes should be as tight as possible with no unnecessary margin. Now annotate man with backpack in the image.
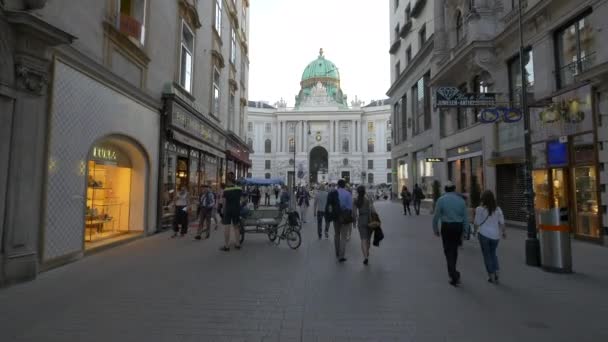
[327,179,353,262]
[413,183,425,215]
[195,185,215,240]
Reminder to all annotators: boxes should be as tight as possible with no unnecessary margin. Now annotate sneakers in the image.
[363,258,369,265]
[338,257,347,263]
[195,235,202,240]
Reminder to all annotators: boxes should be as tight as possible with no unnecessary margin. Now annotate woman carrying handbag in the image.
[353,185,379,265]
[474,190,506,284]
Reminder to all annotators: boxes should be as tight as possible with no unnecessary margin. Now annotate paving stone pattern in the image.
[1,201,607,341]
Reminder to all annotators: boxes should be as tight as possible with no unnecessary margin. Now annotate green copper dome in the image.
[301,48,340,82]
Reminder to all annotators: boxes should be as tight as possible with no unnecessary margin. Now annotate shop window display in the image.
[573,166,600,238]
[85,160,131,244]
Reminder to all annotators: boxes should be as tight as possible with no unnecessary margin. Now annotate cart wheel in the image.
[268,228,277,242]
[286,229,301,250]
[239,226,245,244]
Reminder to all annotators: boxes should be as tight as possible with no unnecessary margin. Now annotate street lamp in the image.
[518,0,541,266]
[290,120,311,209]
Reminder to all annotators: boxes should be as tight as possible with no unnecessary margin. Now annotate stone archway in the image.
[309,146,328,184]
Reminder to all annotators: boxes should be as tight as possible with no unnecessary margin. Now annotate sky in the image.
[248,0,390,107]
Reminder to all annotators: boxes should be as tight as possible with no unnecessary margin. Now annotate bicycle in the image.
[267,214,301,249]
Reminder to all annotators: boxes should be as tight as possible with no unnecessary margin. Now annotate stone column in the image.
[351,120,356,155]
[1,10,74,286]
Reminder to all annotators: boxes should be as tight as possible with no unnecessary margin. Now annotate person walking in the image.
[400,186,412,215]
[172,186,190,238]
[264,186,271,206]
[279,185,290,211]
[274,186,280,202]
[329,179,353,262]
[432,181,468,286]
[474,190,506,284]
[211,185,221,230]
[412,184,424,215]
[297,186,310,223]
[220,172,243,251]
[251,186,261,210]
[195,185,215,240]
[313,183,330,239]
[353,185,376,265]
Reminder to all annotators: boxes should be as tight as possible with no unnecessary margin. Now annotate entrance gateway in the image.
[309,146,328,184]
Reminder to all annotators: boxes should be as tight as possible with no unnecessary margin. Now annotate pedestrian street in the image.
[0,201,607,342]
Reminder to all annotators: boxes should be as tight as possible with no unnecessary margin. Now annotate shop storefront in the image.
[43,61,159,265]
[413,147,435,198]
[162,96,226,224]
[397,157,409,192]
[85,142,138,246]
[226,133,252,180]
[530,85,602,241]
[446,141,484,204]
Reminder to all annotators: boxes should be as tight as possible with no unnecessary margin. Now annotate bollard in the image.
[538,208,572,273]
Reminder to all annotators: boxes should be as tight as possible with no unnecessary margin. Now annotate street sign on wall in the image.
[435,87,496,107]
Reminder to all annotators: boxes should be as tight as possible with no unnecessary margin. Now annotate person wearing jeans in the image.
[314,184,330,239]
[474,190,506,283]
[432,181,468,286]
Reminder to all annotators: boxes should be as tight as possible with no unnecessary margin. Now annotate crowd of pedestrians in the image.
[168,173,507,286]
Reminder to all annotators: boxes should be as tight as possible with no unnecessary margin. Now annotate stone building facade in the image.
[388,0,608,244]
[0,0,251,285]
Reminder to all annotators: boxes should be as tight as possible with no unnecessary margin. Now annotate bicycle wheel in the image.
[267,226,278,242]
[285,229,301,250]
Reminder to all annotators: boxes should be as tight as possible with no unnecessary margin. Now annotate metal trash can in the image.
[538,208,572,273]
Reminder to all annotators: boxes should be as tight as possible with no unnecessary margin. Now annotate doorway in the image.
[533,168,570,226]
[309,146,328,184]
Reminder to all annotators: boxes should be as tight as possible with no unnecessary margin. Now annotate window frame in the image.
[230,27,237,65]
[212,66,221,116]
[368,138,375,153]
[214,0,223,36]
[179,20,195,93]
[264,139,272,154]
[554,11,593,89]
[368,160,374,170]
[342,138,350,153]
[265,160,271,169]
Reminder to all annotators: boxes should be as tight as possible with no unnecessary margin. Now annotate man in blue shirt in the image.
[332,179,353,262]
[433,181,468,286]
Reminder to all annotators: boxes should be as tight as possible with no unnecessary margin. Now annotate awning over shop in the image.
[226,149,252,167]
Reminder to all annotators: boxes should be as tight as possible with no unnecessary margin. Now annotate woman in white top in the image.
[474,190,506,283]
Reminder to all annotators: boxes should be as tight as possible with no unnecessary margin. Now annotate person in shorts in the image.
[220,172,243,251]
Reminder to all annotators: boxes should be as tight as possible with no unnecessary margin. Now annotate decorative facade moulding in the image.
[389,38,401,54]
[178,0,202,29]
[410,0,426,18]
[240,97,248,106]
[15,56,48,95]
[399,20,412,38]
[229,78,239,91]
[103,22,150,66]
[211,49,225,69]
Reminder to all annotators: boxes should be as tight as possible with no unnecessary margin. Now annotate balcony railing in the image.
[119,14,143,44]
[558,52,596,88]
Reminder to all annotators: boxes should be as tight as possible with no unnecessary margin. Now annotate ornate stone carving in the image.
[14,55,49,95]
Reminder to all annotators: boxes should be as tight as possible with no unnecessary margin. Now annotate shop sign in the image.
[447,141,482,158]
[92,147,117,162]
[435,87,496,107]
[425,157,444,162]
[530,85,593,143]
[172,104,225,147]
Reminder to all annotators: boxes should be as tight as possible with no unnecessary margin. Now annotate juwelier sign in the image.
[435,87,496,107]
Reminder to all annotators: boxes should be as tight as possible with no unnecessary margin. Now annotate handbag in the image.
[368,203,381,229]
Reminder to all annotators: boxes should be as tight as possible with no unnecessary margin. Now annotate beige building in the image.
[0,0,251,285]
[388,0,608,244]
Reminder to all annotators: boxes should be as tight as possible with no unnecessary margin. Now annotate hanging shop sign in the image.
[425,157,444,163]
[435,87,496,107]
[479,107,522,123]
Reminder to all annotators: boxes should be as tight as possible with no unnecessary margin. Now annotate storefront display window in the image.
[573,166,600,238]
[398,160,408,192]
[414,148,434,197]
[85,144,132,246]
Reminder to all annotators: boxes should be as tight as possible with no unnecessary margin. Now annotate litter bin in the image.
[538,208,572,273]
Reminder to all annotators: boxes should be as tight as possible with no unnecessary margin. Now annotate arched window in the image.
[456,11,464,43]
[265,173,271,179]
[368,138,375,153]
[247,138,253,150]
[288,138,295,153]
[264,139,271,153]
[342,138,349,153]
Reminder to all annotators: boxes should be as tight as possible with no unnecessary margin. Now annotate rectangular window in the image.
[179,21,194,93]
[395,61,401,76]
[368,160,374,170]
[412,79,423,134]
[419,24,426,46]
[387,173,392,184]
[406,46,412,64]
[394,0,399,11]
[229,91,235,131]
[556,13,593,88]
[401,94,407,141]
[387,159,392,169]
[265,160,271,169]
[230,28,237,65]
[213,67,221,116]
[394,24,400,40]
[239,105,245,136]
[215,0,222,36]
[368,121,374,132]
[248,122,253,132]
[509,49,534,105]
[368,173,374,184]
[265,123,271,133]
[405,5,411,21]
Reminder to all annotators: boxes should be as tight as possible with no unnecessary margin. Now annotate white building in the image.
[247,50,392,187]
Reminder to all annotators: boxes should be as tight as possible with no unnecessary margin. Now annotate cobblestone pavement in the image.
[1,201,607,342]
